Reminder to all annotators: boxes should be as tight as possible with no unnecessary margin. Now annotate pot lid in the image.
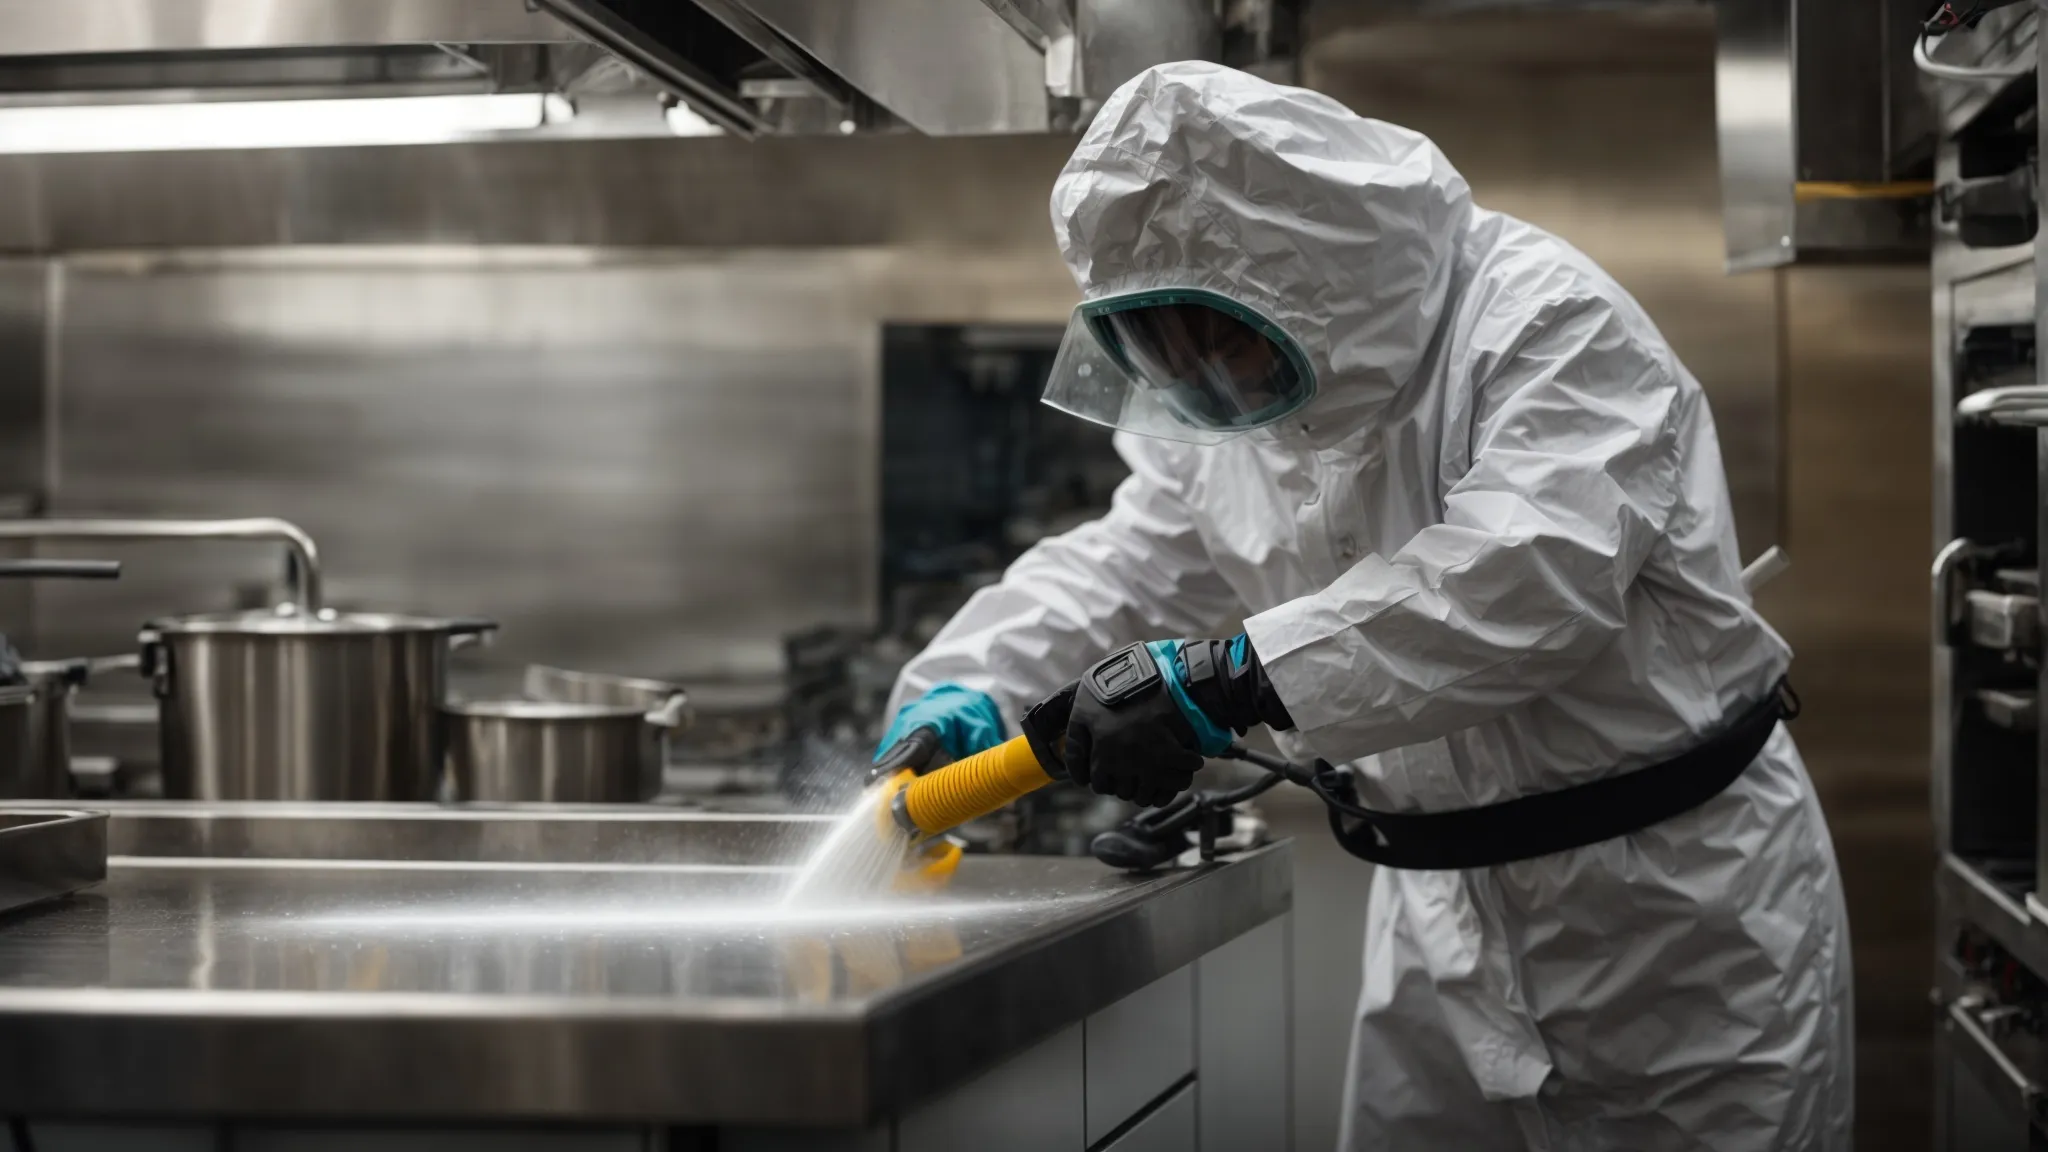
[149,610,495,637]
[445,700,646,721]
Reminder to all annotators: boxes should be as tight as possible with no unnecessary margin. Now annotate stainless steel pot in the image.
[0,684,41,799]
[15,655,138,799]
[144,610,496,801]
[446,676,689,804]
[0,557,124,799]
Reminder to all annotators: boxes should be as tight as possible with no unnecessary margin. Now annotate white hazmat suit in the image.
[887,62,1852,1150]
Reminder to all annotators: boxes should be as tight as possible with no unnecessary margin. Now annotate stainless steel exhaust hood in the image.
[0,0,1294,147]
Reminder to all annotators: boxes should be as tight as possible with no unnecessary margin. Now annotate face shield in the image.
[1040,289,1317,445]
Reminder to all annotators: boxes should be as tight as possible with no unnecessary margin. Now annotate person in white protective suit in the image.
[875,62,1852,1150]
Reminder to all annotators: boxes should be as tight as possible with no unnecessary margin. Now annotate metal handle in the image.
[0,559,121,580]
[1934,537,2003,646]
[1958,384,2048,426]
[21,652,141,689]
[84,652,141,675]
[0,518,322,612]
[443,617,499,652]
[1947,995,2040,1098]
[644,690,692,730]
[1740,547,1789,594]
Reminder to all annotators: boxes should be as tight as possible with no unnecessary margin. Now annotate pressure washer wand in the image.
[876,684,1077,840]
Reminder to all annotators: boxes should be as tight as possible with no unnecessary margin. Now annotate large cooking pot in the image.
[446,669,689,803]
[143,610,496,801]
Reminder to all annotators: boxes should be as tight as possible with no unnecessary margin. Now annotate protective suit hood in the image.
[1050,62,1474,443]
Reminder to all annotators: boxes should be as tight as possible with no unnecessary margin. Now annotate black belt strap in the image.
[1321,679,1799,870]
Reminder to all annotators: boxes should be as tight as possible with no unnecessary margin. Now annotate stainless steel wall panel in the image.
[0,259,46,505]
[34,253,888,685]
[0,134,1082,253]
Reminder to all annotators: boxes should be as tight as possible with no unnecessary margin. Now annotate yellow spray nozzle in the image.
[881,734,1057,839]
[893,838,964,893]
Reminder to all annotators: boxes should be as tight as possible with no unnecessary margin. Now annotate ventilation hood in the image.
[0,0,1296,147]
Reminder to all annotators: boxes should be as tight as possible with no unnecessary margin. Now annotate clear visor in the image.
[1040,293,1315,445]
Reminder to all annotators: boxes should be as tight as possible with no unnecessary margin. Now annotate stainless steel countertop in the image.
[0,835,1290,1125]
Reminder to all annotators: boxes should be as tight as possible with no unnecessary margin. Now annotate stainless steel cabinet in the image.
[1084,964,1196,1147]
[1100,1083,1196,1152]
[1198,915,1291,1151]
[897,1022,1086,1152]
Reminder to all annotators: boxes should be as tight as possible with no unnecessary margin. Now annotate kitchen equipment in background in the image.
[0,518,323,611]
[522,665,684,713]
[0,558,124,800]
[445,667,689,804]
[15,655,138,800]
[144,611,496,801]
[0,684,41,799]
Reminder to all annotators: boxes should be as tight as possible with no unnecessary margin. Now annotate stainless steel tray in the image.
[0,809,106,915]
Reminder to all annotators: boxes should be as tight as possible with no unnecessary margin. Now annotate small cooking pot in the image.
[0,683,41,799]
[14,654,138,799]
[0,557,123,798]
[445,671,689,803]
[144,609,496,801]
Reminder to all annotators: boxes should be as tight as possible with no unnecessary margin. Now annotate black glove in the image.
[1064,644,1205,808]
[1178,635,1295,735]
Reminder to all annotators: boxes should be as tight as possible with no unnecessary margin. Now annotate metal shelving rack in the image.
[1932,31,2048,1148]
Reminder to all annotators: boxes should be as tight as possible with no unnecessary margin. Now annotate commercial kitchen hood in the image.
[0,0,1294,148]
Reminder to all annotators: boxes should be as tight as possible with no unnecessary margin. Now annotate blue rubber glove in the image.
[873,683,1006,773]
[1144,640,1234,757]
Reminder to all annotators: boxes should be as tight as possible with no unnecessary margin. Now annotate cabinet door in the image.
[899,1022,1084,1152]
[1099,1083,1195,1152]
[1085,965,1195,1146]
[1198,915,1290,1152]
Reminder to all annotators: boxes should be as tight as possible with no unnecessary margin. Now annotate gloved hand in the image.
[872,682,1006,778]
[1064,636,1295,808]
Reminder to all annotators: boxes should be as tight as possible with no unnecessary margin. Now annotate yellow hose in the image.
[880,735,1057,838]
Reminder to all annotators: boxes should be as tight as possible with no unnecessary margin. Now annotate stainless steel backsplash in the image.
[19,248,1082,692]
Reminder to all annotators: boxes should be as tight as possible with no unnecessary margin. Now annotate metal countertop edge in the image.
[857,839,1294,1125]
[0,843,1294,1127]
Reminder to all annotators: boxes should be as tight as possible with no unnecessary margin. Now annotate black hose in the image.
[1218,744,1381,821]
[1094,743,1381,870]
[1210,767,1285,807]
[0,560,119,581]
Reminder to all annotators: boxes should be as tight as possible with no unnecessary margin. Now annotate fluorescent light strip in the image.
[0,93,549,154]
